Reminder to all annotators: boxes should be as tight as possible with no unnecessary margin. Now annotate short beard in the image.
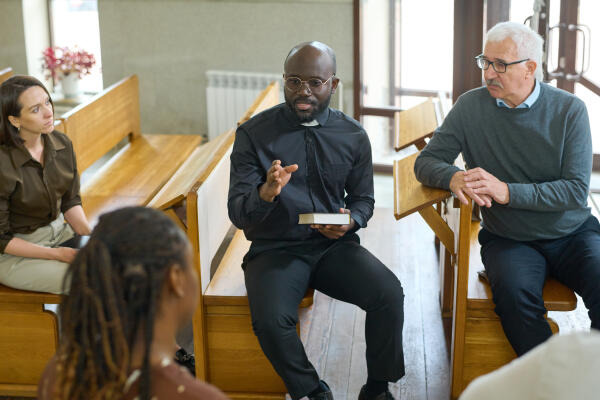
[285,90,332,122]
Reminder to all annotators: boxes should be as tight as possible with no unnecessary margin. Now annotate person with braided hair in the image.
[37,206,228,400]
[0,75,91,294]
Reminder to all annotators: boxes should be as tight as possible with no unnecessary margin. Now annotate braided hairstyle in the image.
[53,206,190,400]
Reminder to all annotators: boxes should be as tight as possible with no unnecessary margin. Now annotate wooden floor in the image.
[298,208,451,400]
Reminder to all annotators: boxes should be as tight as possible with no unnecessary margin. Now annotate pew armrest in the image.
[393,153,451,220]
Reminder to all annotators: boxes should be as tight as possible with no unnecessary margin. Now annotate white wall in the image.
[97,0,353,135]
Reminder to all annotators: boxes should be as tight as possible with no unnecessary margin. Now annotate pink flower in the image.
[41,46,96,81]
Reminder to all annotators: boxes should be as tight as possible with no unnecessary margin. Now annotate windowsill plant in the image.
[42,46,96,97]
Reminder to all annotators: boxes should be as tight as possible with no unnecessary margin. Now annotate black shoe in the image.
[309,380,334,400]
[358,385,395,400]
[174,348,196,376]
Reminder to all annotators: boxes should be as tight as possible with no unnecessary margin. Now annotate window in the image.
[49,0,103,93]
[358,0,453,167]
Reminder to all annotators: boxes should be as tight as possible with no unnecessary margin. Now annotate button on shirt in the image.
[0,131,81,253]
[228,103,374,242]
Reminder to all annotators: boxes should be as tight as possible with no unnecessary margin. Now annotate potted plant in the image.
[42,46,96,98]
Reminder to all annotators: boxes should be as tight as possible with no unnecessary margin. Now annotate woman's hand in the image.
[52,247,78,263]
[4,237,76,262]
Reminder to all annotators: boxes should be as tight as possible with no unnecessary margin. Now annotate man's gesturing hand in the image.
[449,170,493,208]
[310,208,356,239]
[463,167,510,205]
[259,160,299,202]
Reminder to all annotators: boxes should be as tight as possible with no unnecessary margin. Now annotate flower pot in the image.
[61,73,80,98]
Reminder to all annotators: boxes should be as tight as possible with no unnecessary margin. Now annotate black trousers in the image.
[480,215,600,356]
[243,234,405,400]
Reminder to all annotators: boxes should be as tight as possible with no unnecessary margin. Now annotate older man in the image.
[228,42,405,400]
[415,21,600,356]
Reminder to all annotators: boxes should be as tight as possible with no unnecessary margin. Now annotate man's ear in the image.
[7,115,19,130]
[331,77,340,94]
[167,264,185,297]
[525,60,537,79]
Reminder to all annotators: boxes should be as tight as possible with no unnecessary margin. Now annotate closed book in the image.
[298,213,351,225]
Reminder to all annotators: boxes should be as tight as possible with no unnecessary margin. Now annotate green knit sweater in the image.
[415,82,592,241]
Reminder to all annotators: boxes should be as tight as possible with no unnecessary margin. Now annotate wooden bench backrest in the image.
[238,81,280,125]
[191,139,234,293]
[149,129,230,210]
[61,75,141,172]
[54,119,66,134]
[186,81,280,293]
[393,97,438,151]
[0,67,13,85]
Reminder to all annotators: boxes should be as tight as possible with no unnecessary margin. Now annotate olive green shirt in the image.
[0,131,81,253]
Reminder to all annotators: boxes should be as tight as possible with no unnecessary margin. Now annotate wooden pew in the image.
[62,74,202,222]
[393,97,439,151]
[0,67,12,84]
[151,82,313,399]
[0,75,202,397]
[393,153,577,400]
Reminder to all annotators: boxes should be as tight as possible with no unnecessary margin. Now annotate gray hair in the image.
[485,22,544,81]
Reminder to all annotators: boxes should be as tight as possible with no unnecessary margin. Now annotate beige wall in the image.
[0,0,28,75]
[98,0,353,135]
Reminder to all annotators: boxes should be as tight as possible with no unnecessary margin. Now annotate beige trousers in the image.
[0,214,74,294]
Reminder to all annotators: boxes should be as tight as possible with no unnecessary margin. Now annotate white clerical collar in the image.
[301,120,319,127]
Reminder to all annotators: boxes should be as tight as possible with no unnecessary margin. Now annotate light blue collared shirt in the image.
[496,79,540,108]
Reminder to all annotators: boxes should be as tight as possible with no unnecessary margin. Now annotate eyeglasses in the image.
[475,54,529,73]
[284,75,335,92]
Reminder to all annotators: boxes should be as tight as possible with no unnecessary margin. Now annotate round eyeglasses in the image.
[284,75,335,91]
[475,54,529,73]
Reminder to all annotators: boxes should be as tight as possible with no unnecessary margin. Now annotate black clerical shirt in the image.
[228,103,374,243]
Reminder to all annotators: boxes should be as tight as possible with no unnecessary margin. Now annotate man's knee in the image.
[250,306,299,339]
[385,276,404,306]
[492,281,545,320]
[365,272,404,313]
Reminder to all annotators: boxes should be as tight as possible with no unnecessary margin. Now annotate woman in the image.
[0,75,91,294]
[38,206,228,400]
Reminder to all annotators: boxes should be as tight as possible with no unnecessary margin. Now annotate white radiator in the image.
[205,70,344,140]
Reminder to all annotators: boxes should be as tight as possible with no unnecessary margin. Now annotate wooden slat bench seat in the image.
[204,230,314,309]
[151,82,314,399]
[80,133,202,220]
[0,67,13,84]
[0,74,202,397]
[392,153,577,399]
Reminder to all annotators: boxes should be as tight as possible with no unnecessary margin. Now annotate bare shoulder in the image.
[156,363,230,399]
